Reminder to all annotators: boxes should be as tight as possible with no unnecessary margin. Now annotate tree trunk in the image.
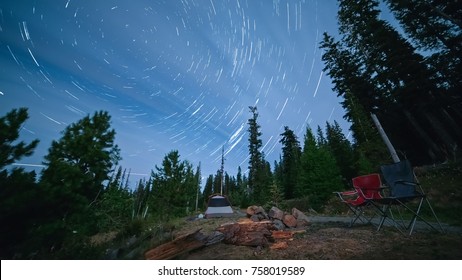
[425,111,457,160]
[371,113,400,163]
[403,109,441,161]
[216,220,276,247]
[144,229,207,260]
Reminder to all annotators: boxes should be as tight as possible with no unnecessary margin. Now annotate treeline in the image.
[2,0,460,259]
[320,0,462,165]
[1,105,367,259]
[205,106,373,211]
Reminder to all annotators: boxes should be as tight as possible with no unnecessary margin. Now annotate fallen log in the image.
[216,220,276,247]
[271,230,306,239]
[144,229,207,260]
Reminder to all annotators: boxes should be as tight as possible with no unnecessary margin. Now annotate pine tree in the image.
[0,108,40,259]
[228,166,249,207]
[325,121,355,185]
[298,127,343,211]
[96,166,133,231]
[132,177,151,219]
[150,150,197,219]
[247,106,268,204]
[41,111,121,203]
[39,111,121,234]
[202,174,214,207]
[342,91,389,173]
[321,0,461,164]
[0,108,39,169]
[279,126,301,199]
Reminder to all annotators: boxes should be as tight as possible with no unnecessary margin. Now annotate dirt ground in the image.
[169,215,462,260]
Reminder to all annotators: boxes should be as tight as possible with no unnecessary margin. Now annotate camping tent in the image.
[205,194,234,218]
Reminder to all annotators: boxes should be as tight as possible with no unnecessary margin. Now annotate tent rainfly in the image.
[205,194,234,218]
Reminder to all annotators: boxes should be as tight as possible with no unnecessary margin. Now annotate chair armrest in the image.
[333,190,358,203]
[334,190,357,196]
[393,180,419,186]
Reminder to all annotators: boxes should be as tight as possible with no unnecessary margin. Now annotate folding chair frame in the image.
[371,160,445,235]
[335,173,384,227]
[335,189,372,227]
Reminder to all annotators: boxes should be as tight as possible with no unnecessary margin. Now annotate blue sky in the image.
[1,0,351,185]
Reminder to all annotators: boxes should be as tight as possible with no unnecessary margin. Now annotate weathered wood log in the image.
[205,231,225,246]
[271,230,306,239]
[144,229,207,260]
[271,231,295,239]
[216,220,276,247]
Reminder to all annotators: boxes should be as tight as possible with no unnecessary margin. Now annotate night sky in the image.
[1,0,351,184]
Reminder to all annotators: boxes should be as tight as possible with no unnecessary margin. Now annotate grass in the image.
[90,161,462,259]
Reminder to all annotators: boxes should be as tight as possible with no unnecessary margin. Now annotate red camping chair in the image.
[353,173,384,200]
[335,174,384,227]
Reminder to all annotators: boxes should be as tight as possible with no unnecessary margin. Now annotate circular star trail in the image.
[1,0,348,183]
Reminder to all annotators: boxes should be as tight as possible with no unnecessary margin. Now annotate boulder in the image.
[268,206,284,220]
[272,219,286,230]
[292,208,310,223]
[282,214,297,228]
[250,214,260,222]
[296,219,309,228]
[246,205,268,218]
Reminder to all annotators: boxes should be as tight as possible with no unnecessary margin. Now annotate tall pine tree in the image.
[279,126,301,199]
[247,106,270,204]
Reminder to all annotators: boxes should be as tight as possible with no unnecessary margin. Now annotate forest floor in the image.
[115,163,462,260]
[162,210,462,260]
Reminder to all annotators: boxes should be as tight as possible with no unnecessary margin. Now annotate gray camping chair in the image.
[371,160,444,235]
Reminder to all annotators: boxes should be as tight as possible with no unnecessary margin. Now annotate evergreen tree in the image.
[0,108,40,259]
[279,126,301,199]
[0,108,39,169]
[41,111,121,206]
[321,0,461,164]
[247,106,268,204]
[193,163,202,211]
[325,121,355,185]
[298,127,343,210]
[385,0,462,152]
[228,166,249,207]
[150,150,197,219]
[342,91,389,173]
[132,177,151,219]
[96,166,133,231]
[38,111,121,244]
[385,0,461,51]
[202,174,214,207]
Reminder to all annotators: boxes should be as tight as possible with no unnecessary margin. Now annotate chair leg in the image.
[407,198,424,235]
[425,197,445,234]
[398,197,444,235]
[376,204,389,232]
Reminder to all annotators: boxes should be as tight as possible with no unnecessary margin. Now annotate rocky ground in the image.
[163,210,462,260]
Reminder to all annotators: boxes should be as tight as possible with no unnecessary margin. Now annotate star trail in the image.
[1,0,348,183]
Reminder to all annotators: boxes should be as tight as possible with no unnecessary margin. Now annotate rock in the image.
[282,214,297,228]
[273,219,286,230]
[292,208,310,227]
[269,206,284,220]
[296,219,309,228]
[246,205,269,220]
[250,214,260,222]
